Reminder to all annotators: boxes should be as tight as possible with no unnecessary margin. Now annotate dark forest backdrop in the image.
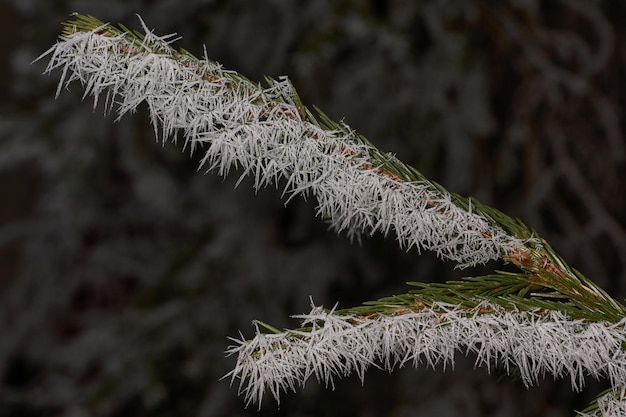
[2,1,626,416]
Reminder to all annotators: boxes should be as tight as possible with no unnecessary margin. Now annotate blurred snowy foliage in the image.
[1,0,625,416]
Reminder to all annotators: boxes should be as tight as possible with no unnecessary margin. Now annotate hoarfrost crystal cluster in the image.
[226,303,626,408]
[41,18,525,268]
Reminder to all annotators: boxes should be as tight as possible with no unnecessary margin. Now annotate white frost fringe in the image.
[40,18,527,268]
[226,303,626,414]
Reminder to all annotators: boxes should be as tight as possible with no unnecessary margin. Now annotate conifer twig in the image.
[39,14,533,268]
[225,302,626,408]
[39,14,626,416]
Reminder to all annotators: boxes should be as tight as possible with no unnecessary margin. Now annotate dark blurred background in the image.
[1,1,626,416]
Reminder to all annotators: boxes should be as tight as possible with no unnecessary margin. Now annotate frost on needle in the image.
[225,302,626,408]
[40,14,529,269]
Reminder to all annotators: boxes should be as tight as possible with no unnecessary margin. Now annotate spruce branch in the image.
[39,14,626,416]
[39,13,535,268]
[225,302,626,408]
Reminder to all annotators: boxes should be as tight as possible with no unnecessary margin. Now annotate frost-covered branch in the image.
[39,14,530,268]
[226,303,626,408]
[39,14,626,417]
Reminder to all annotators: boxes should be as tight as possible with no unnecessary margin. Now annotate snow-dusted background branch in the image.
[3,1,626,416]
